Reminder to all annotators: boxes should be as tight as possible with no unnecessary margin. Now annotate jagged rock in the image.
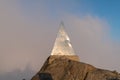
[31,56,120,80]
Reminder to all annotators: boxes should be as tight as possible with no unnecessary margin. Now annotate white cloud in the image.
[64,15,120,71]
[0,1,120,80]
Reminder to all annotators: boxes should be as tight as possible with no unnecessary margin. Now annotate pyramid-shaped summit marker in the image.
[51,22,75,55]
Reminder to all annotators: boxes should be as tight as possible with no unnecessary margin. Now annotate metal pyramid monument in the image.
[51,22,75,55]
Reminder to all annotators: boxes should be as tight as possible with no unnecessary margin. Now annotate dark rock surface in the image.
[31,56,120,80]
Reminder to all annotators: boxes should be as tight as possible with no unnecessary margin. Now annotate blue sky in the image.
[19,0,120,41]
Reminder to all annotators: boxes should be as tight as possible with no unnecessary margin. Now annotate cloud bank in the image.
[0,1,120,80]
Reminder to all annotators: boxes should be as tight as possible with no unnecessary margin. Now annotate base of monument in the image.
[48,55,80,63]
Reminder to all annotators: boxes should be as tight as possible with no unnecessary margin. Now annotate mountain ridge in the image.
[31,56,120,80]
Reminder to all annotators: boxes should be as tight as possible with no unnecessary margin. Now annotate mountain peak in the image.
[31,23,120,80]
[31,56,120,80]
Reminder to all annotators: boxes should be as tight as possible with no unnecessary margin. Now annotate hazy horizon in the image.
[0,0,120,80]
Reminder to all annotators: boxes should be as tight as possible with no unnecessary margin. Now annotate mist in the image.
[0,1,120,80]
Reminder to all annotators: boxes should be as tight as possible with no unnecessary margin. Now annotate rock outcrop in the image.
[31,56,120,80]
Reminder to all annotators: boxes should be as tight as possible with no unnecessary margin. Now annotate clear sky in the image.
[0,0,120,80]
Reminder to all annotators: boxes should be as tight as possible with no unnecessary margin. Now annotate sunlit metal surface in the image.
[51,23,75,55]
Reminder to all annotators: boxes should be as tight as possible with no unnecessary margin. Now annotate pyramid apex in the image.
[51,23,76,55]
[60,21,64,26]
[59,21,65,31]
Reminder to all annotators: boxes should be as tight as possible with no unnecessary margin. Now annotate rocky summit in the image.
[31,23,120,80]
[31,56,120,80]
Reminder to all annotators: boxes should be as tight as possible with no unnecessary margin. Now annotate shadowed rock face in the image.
[31,56,120,80]
[38,73,53,80]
